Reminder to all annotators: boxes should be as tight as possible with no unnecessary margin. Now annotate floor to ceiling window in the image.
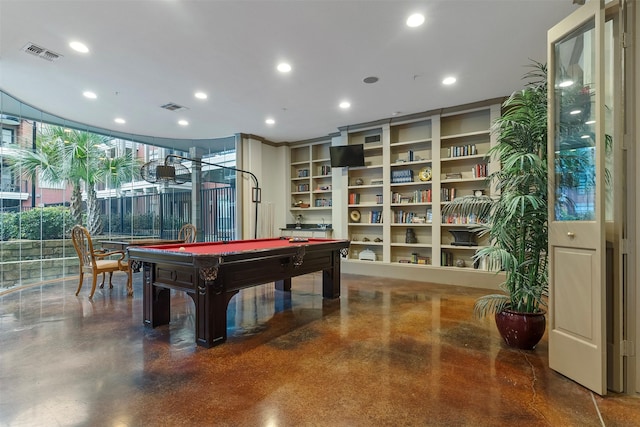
[0,90,237,291]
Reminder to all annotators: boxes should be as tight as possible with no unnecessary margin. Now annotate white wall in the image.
[240,135,287,238]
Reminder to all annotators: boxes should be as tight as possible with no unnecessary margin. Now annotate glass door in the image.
[548,0,608,395]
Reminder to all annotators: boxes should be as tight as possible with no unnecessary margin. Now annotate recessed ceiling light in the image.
[363,76,379,84]
[406,13,425,28]
[83,91,97,99]
[178,120,189,126]
[585,120,596,125]
[69,41,89,53]
[339,101,351,109]
[194,92,207,99]
[114,118,126,124]
[265,118,275,125]
[442,76,457,85]
[570,109,581,115]
[558,80,574,88]
[277,62,292,73]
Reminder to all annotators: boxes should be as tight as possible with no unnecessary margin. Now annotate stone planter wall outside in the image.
[0,240,80,290]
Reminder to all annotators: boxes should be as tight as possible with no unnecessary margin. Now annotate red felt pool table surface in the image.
[143,237,340,255]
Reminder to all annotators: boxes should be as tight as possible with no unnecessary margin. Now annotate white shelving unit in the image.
[340,102,502,276]
[346,129,385,262]
[438,107,498,269]
[288,139,333,229]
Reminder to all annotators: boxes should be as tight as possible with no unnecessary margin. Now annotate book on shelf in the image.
[447,144,478,158]
[441,251,454,267]
[472,163,488,178]
[392,189,432,204]
[314,198,332,207]
[440,187,457,201]
[444,172,463,180]
[393,210,416,224]
[410,253,430,264]
[442,212,484,224]
[391,169,414,183]
[400,255,430,265]
[320,165,332,175]
[348,193,360,204]
[369,210,383,223]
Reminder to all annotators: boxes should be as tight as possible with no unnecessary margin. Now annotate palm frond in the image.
[449,61,549,318]
[473,294,509,319]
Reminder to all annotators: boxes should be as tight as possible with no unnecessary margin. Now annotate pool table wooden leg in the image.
[322,250,341,299]
[142,263,170,328]
[149,287,171,327]
[275,278,292,292]
[195,282,238,348]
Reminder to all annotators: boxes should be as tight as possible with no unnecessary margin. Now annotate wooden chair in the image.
[178,223,197,243]
[71,225,132,299]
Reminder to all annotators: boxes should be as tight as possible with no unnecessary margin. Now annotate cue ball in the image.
[179,247,186,251]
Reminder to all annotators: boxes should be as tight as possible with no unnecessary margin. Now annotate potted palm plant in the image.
[443,61,548,350]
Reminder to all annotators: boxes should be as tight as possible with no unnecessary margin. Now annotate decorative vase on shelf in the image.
[449,229,476,246]
[405,228,417,244]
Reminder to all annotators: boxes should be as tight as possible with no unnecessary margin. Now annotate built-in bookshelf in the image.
[337,102,501,275]
[287,101,503,286]
[388,118,434,266]
[346,128,385,263]
[289,140,333,226]
[438,107,496,270]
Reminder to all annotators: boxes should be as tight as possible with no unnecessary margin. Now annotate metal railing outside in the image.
[100,186,236,241]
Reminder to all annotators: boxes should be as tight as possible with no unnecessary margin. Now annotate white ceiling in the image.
[0,0,578,150]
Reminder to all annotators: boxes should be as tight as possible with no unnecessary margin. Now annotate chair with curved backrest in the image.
[178,223,197,243]
[71,225,132,299]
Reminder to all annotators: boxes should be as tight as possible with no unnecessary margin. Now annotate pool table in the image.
[128,237,350,348]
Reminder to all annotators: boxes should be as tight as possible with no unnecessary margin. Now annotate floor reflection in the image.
[0,272,639,426]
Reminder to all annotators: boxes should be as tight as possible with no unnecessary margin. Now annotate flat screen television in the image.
[330,144,365,168]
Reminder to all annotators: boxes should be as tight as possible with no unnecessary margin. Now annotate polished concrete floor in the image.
[1,272,639,427]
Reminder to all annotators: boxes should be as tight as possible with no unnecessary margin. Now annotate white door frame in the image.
[629,0,639,395]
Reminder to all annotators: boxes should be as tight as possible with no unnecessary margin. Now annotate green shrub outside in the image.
[0,212,16,241]
[2,208,187,240]
[12,207,73,240]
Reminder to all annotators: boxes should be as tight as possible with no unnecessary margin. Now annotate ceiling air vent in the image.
[160,102,187,112]
[21,42,63,62]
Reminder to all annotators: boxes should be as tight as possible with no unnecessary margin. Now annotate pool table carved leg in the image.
[195,277,239,348]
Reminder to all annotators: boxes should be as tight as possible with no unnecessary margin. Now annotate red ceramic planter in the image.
[495,309,546,350]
